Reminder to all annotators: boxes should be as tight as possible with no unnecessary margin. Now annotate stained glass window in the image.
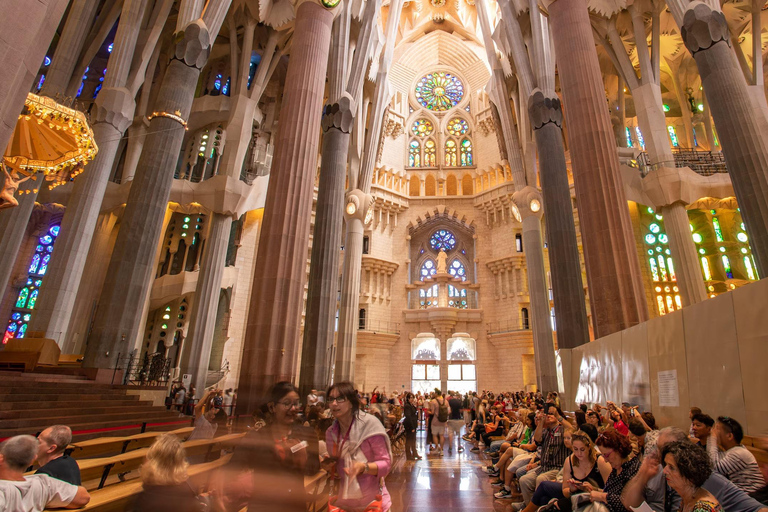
[445,140,458,166]
[667,126,679,147]
[411,119,434,137]
[420,259,436,280]
[626,127,633,148]
[4,224,60,344]
[429,230,456,251]
[712,217,724,242]
[418,285,439,308]
[649,258,659,281]
[721,255,733,279]
[447,118,469,136]
[701,257,712,281]
[448,285,468,308]
[449,259,467,281]
[424,139,436,167]
[409,140,420,167]
[666,295,675,313]
[415,72,464,111]
[460,138,473,166]
[667,258,676,281]
[657,255,668,281]
[635,126,645,149]
[744,256,756,280]
[656,296,666,315]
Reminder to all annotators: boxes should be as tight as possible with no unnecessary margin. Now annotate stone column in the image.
[681,2,768,277]
[528,91,589,349]
[83,20,216,368]
[514,187,559,393]
[185,212,233,390]
[548,0,649,338]
[236,1,335,414]
[300,96,354,394]
[661,201,707,304]
[28,0,148,345]
[335,191,371,382]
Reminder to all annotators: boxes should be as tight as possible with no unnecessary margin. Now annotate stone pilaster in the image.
[662,202,707,305]
[513,186,558,393]
[185,212,233,390]
[84,20,214,368]
[528,90,589,349]
[236,2,335,414]
[681,1,768,277]
[548,0,649,338]
[300,95,354,394]
[29,0,149,344]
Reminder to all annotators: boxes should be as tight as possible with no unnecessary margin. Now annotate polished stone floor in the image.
[387,431,514,512]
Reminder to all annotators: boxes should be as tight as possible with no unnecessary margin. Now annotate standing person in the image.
[430,390,449,454]
[35,425,81,485]
[222,389,234,417]
[447,392,465,454]
[173,385,186,413]
[223,381,319,512]
[425,392,435,453]
[187,389,220,442]
[662,441,723,512]
[323,381,392,512]
[131,435,205,512]
[403,393,421,461]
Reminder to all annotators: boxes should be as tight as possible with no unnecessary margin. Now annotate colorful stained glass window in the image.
[649,258,659,281]
[448,285,468,309]
[415,72,464,111]
[657,255,668,281]
[667,126,679,147]
[701,257,711,281]
[420,259,436,279]
[449,259,467,281]
[419,285,439,308]
[666,295,675,313]
[409,140,420,167]
[626,127,633,148]
[27,290,39,310]
[656,296,666,316]
[29,254,41,274]
[424,139,436,167]
[744,256,756,280]
[445,140,458,166]
[15,288,29,308]
[430,230,456,251]
[447,118,469,136]
[411,119,434,137]
[712,217,724,242]
[635,127,645,149]
[460,138,473,166]
[721,255,733,279]
[39,255,51,275]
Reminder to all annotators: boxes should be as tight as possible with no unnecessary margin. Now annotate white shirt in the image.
[0,474,77,512]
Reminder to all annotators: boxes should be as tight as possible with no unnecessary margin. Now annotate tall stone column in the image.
[335,191,371,382]
[662,201,707,304]
[84,20,217,368]
[300,96,354,393]
[236,1,336,414]
[548,0,649,338]
[528,91,589,349]
[29,0,148,345]
[186,212,233,390]
[681,2,768,277]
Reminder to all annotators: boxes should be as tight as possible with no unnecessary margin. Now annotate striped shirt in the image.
[536,425,570,473]
[709,444,766,493]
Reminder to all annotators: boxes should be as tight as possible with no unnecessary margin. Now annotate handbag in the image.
[328,478,384,512]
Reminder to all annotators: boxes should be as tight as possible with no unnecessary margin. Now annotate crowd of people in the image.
[0,385,766,512]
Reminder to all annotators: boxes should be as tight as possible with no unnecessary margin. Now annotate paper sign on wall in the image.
[658,370,679,407]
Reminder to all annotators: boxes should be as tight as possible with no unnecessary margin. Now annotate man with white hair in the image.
[35,425,81,485]
[0,435,89,511]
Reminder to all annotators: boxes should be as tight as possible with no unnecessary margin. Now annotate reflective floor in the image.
[387,431,513,511]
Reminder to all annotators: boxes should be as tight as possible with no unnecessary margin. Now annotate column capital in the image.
[294,0,344,17]
[321,92,355,134]
[344,189,374,224]
[92,87,135,132]
[528,89,563,130]
[512,186,544,220]
[681,2,730,54]
[173,19,211,69]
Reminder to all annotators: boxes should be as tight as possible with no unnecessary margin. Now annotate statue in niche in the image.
[0,167,33,210]
[436,249,448,273]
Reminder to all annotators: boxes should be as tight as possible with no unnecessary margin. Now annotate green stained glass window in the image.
[411,119,434,137]
[15,288,29,308]
[460,138,473,166]
[415,72,464,111]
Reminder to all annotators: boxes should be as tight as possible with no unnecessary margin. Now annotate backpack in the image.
[438,398,449,422]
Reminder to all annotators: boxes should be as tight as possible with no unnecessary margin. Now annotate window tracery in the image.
[429,230,456,251]
[415,72,464,111]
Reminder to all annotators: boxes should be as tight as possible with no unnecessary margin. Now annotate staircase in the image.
[0,372,187,442]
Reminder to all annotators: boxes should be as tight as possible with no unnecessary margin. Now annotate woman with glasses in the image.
[323,381,393,511]
[662,441,722,512]
[222,381,320,512]
[590,430,640,512]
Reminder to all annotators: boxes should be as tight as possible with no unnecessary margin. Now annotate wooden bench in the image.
[52,453,233,512]
[66,426,194,460]
[743,435,768,482]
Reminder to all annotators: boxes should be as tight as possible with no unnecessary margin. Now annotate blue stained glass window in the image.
[7,323,17,333]
[625,127,633,148]
[27,290,39,310]
[107,43,114,53]
[420,259,436,279]
[222,77,230,96]
[429,230,456,251]
[49,226,60,236]
[44,56,51,66]
[29,254,41,274]
[17,324,27,338]
[36,245,44,253]
[11,313,21,321]
[36,75,46,92]
[214,74,222,90]
[41,235,53,244]
[449,259,467,281]
[76,67,89,98]
[39,255,50,275]
[46,245,53,252]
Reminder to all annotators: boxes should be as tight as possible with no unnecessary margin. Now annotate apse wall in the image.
[558,278,768,436]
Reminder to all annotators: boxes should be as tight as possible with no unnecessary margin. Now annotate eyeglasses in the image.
[327,396,348,404]
[278,400,301,409]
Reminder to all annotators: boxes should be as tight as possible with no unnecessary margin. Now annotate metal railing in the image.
[358,319,401,334]
[628,149,728,177]
[112,351,172,386]
[486,321,530,336]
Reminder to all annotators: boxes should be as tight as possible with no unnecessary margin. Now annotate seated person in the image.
[691,413,715,447]
[0,435,89,511]
[35,425,81,485]
[488,412,537,489]
[707,417,766,494]
[591,429,640,512]
[606,402,630,436]
[662,441,722,512]
[622,427,768,512]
